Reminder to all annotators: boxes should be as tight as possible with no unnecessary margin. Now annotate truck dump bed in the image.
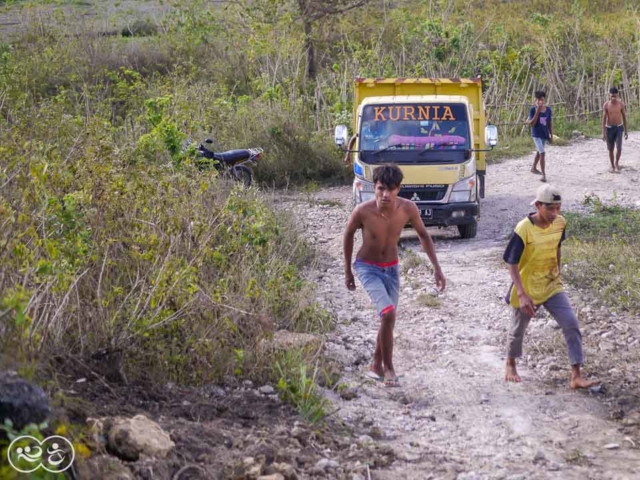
[354,78,487,170]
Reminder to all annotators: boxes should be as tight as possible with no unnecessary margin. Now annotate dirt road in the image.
[286,134,640,479]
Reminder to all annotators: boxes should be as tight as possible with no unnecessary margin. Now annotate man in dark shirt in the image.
[527,91,553,183]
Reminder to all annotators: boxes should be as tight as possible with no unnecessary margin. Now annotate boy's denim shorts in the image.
[353,259,400,317]
[532,137,547,153]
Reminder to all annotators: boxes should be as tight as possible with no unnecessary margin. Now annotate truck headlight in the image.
[450,176,477,203]
[354,179,375,204]
[360,192,375,202]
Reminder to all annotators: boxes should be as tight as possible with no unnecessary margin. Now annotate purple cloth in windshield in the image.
[388,135,466,146]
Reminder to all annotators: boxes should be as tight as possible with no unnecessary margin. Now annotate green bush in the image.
[563,197,640,314]
[275,349,331,424]
[0,79,328,384]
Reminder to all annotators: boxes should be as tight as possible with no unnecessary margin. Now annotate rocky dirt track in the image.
[285,133,640,479]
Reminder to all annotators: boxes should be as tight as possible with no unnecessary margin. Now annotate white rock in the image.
[258,474,285,480]
[533,450,546,464]
[604,443,620,450]
[547,462,561,471]
[315,458,339,470]
[545,319,560,330]
[259,385,275,395]
[457,472,482,480]
[107,415,175,460]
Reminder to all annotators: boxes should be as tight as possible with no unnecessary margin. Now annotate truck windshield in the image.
[359,103,471,164]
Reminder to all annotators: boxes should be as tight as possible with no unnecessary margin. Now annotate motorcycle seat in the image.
[213,149,252,164]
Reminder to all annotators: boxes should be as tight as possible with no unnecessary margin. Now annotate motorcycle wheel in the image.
[231,165,253,187]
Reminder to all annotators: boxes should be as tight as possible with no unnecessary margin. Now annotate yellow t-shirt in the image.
[503,214,566,308]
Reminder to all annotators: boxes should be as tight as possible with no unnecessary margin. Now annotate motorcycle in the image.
[188,138,263,187]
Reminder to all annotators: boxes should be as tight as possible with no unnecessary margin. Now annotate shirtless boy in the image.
[343,165,446,387]
[503,184,597,389]
[602,87,628,173]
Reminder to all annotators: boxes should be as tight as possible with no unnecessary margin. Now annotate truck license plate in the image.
[420,208,433,218]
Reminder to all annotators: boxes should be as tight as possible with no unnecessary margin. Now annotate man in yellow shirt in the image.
[503,184,597,389]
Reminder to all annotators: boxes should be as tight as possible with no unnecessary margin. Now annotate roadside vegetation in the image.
[564,195,640,314]
[487,109,640,163]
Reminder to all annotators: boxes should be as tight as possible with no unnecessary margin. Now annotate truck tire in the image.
[458,220,477,239]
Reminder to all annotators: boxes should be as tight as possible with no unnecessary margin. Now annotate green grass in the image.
[565,198,640,241]
[554,108,640,140]
[487,135,535,163]
[563,197,640,314]
[565,448,586,465]
[274,349,331,424]
[488,109,640,164]
[316,199,343,208]
[417,293,441,308]
[401,249,424,274]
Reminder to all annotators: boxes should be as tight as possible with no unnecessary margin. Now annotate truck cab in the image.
[335,78,497,239]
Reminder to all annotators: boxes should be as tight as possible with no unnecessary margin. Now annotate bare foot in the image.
[383,369,400,387]
[505,362,521,383]
[570,376,598,389]
[540,175,547,183]
[384,374,401,387]
[531,168,542,175]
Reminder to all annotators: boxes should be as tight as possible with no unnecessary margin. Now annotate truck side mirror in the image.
[334,125,349,149]
[485,125,498,147]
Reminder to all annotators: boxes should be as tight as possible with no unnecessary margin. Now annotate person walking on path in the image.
[343,164,446,387]
[602,87,628,173]
[503,184,597,390]
[527,91,553,183]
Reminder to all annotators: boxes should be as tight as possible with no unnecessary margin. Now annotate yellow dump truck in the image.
[335,78,497,239]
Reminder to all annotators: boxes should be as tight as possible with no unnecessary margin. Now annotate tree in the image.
[295,0,373,81]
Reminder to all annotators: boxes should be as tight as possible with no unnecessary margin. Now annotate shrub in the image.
[0,80,328,385]
[275,349,331,423]
[563,197,640,314]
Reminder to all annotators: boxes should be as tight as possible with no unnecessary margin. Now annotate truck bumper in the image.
[418,202,478,226]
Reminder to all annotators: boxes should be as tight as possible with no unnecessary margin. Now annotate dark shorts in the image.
[606,125,624,151]
[353,259,400,317]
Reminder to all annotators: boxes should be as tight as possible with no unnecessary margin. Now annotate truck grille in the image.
[399,186,448,202]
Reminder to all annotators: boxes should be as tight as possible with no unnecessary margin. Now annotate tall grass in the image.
[0,78,332,384]
[2,1,639,178]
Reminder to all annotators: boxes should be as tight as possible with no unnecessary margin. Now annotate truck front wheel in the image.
[457,220,477,239]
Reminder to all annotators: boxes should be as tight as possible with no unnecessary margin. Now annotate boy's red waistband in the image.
[357,258,399,267]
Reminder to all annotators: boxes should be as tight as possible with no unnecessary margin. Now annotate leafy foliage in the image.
[0,71,327,383]
[275,349,331,423]
[0,419,90,480]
